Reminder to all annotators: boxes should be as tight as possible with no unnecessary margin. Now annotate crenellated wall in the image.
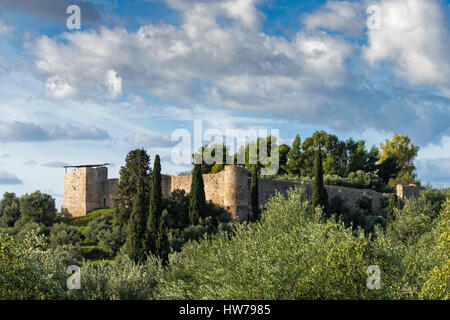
[63,165,419,220]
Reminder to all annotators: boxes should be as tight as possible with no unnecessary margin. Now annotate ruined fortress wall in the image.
[223,166,249,221]
[85,167,108,213]
[255,178,388,214]
[161,166,249,221]
[63,167,116,217]
[103,178,118,209]
[163,172,226,206]
[62,168,87,217]
[64,164,416,219]
[397,184,420,200]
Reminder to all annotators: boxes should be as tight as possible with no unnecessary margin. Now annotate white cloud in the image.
[105,69,122,100]
[24,0,450,144]
[363,0,450,89]
[30,1,353,106]
[295,31,353,87]
[302,1,365,36]
[221,0,263,30]
[418,135,450,159]
[125,133,177,148]
[44,75,77,99]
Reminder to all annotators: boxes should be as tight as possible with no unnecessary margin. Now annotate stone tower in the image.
[62,164,118,217]
[396,184,420,200]
[223,165,249,221]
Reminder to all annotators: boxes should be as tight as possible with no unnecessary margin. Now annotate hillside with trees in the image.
[0,132,448,300]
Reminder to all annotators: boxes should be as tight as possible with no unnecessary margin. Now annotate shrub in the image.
[81,245,111,260]
[67,254,163,300]
[18,191,57,227]
[49,223,80,246]
[420,199,450,300]
[159,188,377,299]
[357,193,373,215]
[329,193,346,216]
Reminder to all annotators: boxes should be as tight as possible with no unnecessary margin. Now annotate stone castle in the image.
[62,164,419,220]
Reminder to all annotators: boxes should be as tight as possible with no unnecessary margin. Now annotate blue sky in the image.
[0,0,449,209]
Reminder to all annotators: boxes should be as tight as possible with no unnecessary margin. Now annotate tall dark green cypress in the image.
[145,155,162,256]
[311,149,329,216]
[156,213,170,265]
[387,194,402,226]
[189,164,206,225]
[125,173,148,264]
[250,165,259,222]
[114,149,151,226]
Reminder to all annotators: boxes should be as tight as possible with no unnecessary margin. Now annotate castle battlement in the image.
[62,165,420,220]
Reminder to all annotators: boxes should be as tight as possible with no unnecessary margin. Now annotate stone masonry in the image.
[62,166,117,217]
[62,165,419,220]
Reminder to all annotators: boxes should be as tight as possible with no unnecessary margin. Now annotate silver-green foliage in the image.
[159,187,445,300]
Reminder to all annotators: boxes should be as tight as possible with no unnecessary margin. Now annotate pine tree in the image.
[287,135,302,175]
[250,165,259,222]
[125,173,148,264]
[311,149,329,216]
[145,155,162,256]
[189,164,206,225]
[387,194,402,226]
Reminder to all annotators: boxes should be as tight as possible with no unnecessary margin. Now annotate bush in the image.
[389,197,436,246]
[50,223,80,246]
[81,245,111,260]
[18,191,56,227]
[357,193,373,215]
[0,233,67,299]
[329,193,346,216]
[66,254,163,300]
[159,188,378,299]
[83,218,112,245]
[274,170,391,193]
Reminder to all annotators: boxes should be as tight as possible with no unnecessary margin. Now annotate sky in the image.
[0,0,449,210]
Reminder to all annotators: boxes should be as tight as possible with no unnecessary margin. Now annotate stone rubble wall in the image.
[63,165,418,219]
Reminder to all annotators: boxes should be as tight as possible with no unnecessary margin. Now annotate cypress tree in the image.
[311,149,329,216]
[156,212,170,265]
[387,194,402,226]
[250,165,259,222]
[189,164,206,225]
[125,173,148,264]
[114,149,151,226]
[145,155,162,256]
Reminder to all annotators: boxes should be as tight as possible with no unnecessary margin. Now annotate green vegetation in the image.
[125,172,149,264]
[250,165,259,222]
[114,149,151,226]
[194,132,421,193]
[189,164,206,225]
[0,133,448,300]
[311,149,329,217]
[2,186,447,299]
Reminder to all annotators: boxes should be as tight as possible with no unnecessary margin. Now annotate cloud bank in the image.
[0,121,110,142]
[0,171,22,185]
[28,0,449,145]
